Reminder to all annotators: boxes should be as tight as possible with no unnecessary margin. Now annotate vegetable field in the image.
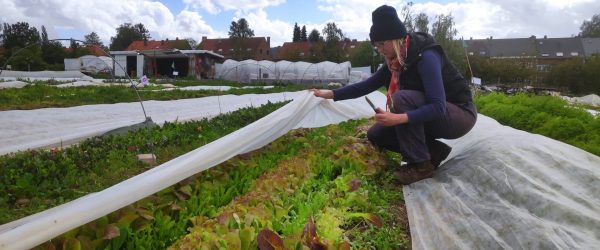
[475,93,600,156]
[2,101,409,249]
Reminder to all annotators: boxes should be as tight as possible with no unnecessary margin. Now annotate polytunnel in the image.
[216,59,352,86]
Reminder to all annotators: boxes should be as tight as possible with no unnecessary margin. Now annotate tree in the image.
[308,42,325,63]
[38,25,66,65]
[322,22,344,42]
[11,45,46,71]
[414,13,429,33]
[110,23,150,51]
[547,55,600,94]
[321,23,345,62]
[301,25,307,41]
[41,26,49,44]
[1,22,41,50]
[228,18,254,38]
[41,40,66,66]
[84,32,103,47]
[431,13,468,75]
[292,23,301,42]
[308,29,322,43]
[1,22,43,70]
[68,39,88,58]
[350,41,375,67]
[228,18,255,60]
[185,38,197,49]
[580,13,600,38]
[400,2,415,32]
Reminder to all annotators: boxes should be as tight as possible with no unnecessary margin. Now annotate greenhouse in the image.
[215,59,353,86]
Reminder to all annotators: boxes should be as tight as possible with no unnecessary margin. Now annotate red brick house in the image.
[199,36,271,61]
[277,39,368,61]
[64,45,107,57]
[277,41,313,61]
[126,39,191,51]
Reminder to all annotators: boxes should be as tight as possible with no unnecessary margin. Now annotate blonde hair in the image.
[391,38,407,67]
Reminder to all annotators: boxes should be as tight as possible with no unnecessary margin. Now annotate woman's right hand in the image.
[310,89,334,99]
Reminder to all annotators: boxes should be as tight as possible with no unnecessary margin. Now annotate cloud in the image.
[0,0,222,46]
[313,0,599,41]
[184,0,286,14]
[315,0,405,40]
[409,0,599,39]
[232,9,293,47]
[1,0,598,50]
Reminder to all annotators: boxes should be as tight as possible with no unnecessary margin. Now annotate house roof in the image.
[536,37,584,58]
[465,36,600,59]
[200,37,269,52]
[278,41,312,55]
[126,39,191,51]
[277,40,369,59]
[466,38,537,58]
[64,45,106,56]
[581,38,600,56]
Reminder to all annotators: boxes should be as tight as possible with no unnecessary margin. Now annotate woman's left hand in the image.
[374,110,409,126]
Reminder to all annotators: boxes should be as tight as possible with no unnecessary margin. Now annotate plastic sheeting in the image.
[216,59,351,85]
[405,115,600,249]
[64,55,113,73]
[0,91,385,250]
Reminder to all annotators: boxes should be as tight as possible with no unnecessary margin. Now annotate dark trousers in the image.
[367,90,477,163]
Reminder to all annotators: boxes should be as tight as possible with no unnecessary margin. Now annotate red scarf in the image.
[386,36,410,112]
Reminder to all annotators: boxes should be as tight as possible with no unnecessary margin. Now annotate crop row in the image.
[0,82,305,110]
[30,119,409,249]
[475,92,600,156]
[0,101,287,224]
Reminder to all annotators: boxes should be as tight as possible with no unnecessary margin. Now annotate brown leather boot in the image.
[429,140,452,169]
[395,161,435,185]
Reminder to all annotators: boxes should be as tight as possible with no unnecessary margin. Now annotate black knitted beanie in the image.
[369,5,407,42]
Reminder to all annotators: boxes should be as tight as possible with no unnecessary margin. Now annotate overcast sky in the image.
[1,0,598,47]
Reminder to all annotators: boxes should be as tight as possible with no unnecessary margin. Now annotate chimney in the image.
[202,36,207,41]
[544,35,547,39]
[175,37,179,40]
[267,36,270,46]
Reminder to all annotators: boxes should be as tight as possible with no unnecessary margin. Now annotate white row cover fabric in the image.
[0,91,316,155]
[562,94,600,107]
[0,70,93,81]
[216,59,351,84]
[157,85,275,91]
[0,91,385,249]
[0,81,28,89]
[405,115,600,249]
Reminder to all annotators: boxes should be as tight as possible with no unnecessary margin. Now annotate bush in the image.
[45,64,64,71]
